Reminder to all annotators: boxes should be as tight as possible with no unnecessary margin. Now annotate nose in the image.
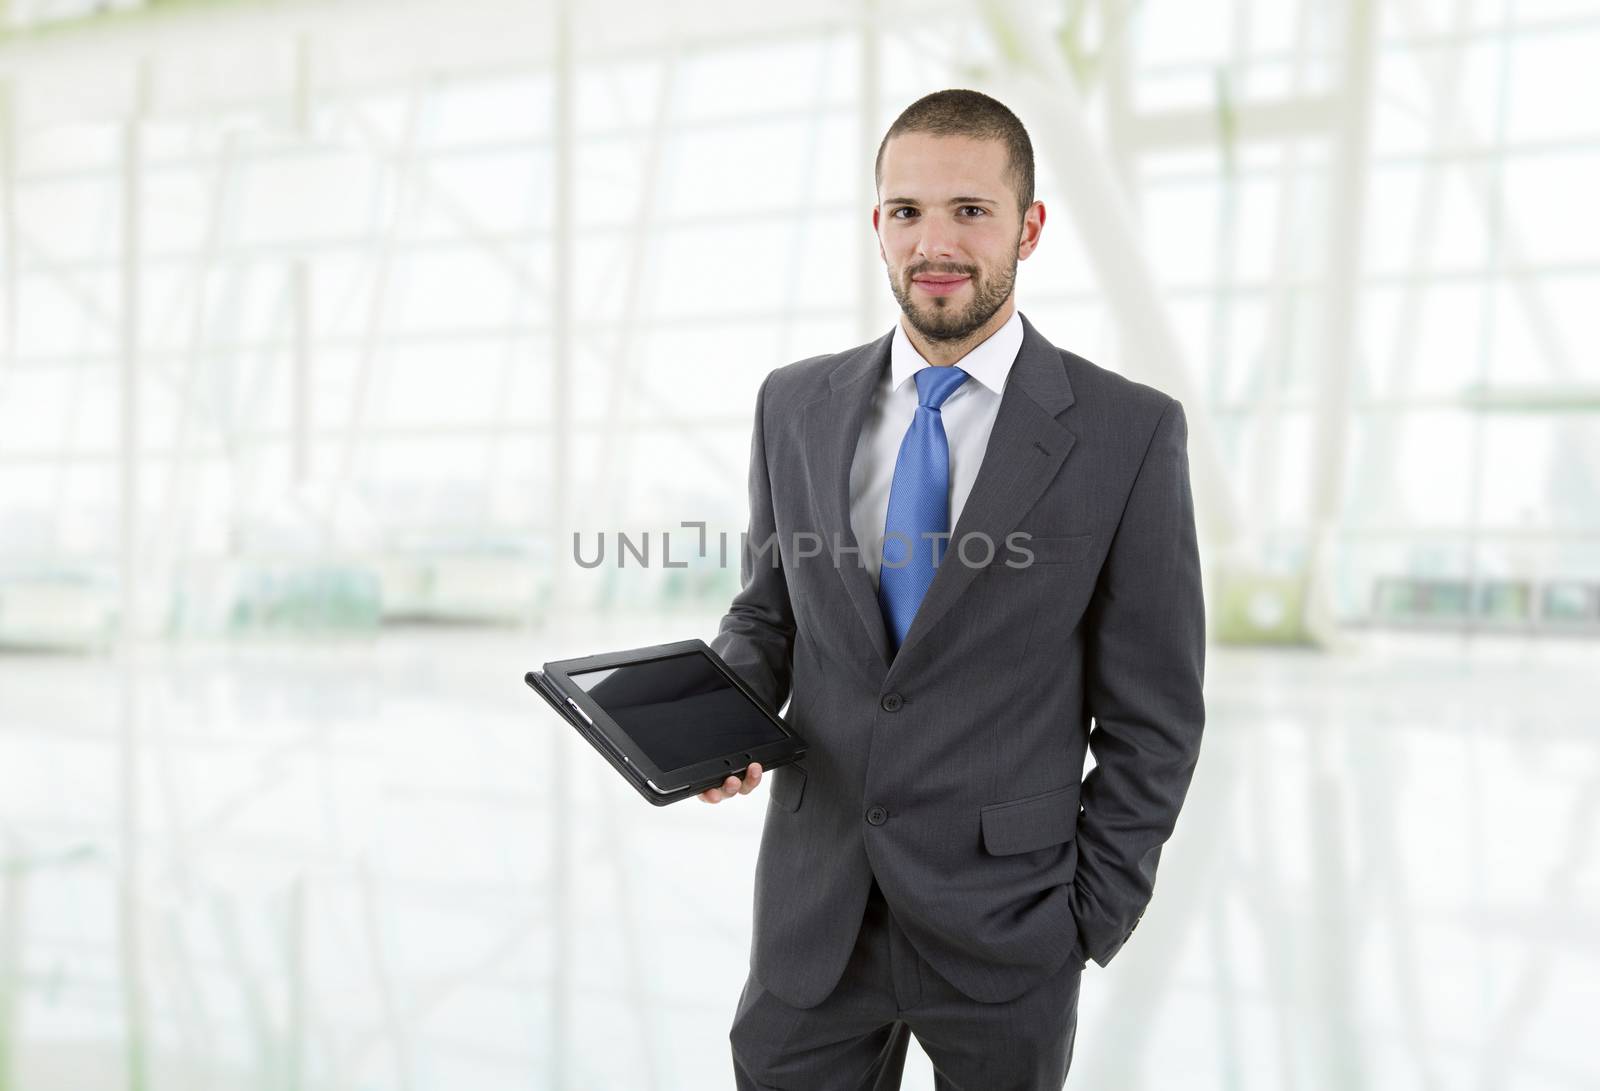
[915,218,958,262]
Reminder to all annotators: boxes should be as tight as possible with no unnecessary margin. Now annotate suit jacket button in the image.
[865,806,888,826]
[880,693,903,712]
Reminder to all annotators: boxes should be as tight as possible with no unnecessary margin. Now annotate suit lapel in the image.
[803,330,895,670]
[799,312,1079,676]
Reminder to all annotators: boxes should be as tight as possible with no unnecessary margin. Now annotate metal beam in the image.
[548,4,575,1088]
[858,0,880,344]
[1300,0,1379,652]
[117,59,153,1091]
[0,76,14,392]
[1129,94,1340,150]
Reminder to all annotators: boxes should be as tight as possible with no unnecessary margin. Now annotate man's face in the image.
[874,131,1043,342]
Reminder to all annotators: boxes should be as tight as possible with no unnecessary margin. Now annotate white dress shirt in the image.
[848,309,1024,591]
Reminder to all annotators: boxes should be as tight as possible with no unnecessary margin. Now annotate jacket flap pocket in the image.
[1002,534,1094,566]
[770,763,807,813]
[980,783,1081,855]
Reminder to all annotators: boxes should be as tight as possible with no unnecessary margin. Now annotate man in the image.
[702,88,1206,1089]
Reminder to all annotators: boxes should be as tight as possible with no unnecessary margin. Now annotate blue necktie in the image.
[878,365,971,653]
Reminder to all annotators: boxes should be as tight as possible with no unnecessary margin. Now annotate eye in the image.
[959,206,987,217]
[890,207,917,219]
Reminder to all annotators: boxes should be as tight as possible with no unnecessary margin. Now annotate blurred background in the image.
[0,0,1596,1088]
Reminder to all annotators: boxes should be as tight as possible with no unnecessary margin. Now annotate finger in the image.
[699,788,720,803]
[721,775,740,799]
[739,763,763,795]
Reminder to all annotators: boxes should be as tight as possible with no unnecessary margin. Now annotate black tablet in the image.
[524,638,806,805]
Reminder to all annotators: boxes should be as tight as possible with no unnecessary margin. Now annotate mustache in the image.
[906,264,977,279]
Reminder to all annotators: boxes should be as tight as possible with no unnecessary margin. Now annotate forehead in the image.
[878,132,1010,198]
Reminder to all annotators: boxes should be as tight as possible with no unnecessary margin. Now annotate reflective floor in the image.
[1,619,1595,1089]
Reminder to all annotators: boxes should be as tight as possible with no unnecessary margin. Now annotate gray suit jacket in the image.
[712,311,1206,1008]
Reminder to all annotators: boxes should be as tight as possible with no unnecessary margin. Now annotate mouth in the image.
[912,274,970,297]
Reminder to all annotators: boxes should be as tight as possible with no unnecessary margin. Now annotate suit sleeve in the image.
[710,372,797,714]
[1073,397,1207,968]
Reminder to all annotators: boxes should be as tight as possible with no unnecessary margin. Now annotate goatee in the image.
[890,256,1017,344]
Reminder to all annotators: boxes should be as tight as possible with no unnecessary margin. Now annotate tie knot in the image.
[913,365,970,410]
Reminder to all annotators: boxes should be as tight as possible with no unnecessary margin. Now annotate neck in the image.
[902,297,1016,367]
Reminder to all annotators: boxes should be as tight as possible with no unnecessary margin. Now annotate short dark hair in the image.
[874,89,1035,217]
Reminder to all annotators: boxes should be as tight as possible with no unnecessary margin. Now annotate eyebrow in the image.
[882,196,999,207]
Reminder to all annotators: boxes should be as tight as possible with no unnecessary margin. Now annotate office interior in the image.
[0,0,1596,1088]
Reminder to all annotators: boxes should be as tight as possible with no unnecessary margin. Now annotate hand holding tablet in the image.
[698,762,763,804]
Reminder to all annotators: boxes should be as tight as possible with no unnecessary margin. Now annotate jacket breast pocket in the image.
[980,783,1081,855]
[770,763,807,813]
[1001,534,1094,567]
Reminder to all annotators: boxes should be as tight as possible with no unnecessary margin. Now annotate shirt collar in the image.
[889,308,1024,399]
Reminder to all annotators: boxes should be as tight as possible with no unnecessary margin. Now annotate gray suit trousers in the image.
[730,876,1082,1091]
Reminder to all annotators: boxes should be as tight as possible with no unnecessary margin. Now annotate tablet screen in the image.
[566,651,787,773]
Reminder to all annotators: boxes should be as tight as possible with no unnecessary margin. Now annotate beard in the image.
[889,251,1017,343]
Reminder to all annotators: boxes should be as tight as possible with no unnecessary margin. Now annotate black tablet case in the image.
[525,665,792,806]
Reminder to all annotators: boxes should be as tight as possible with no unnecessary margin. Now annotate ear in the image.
[1017,201,1045,260]
[872,205,885,262]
